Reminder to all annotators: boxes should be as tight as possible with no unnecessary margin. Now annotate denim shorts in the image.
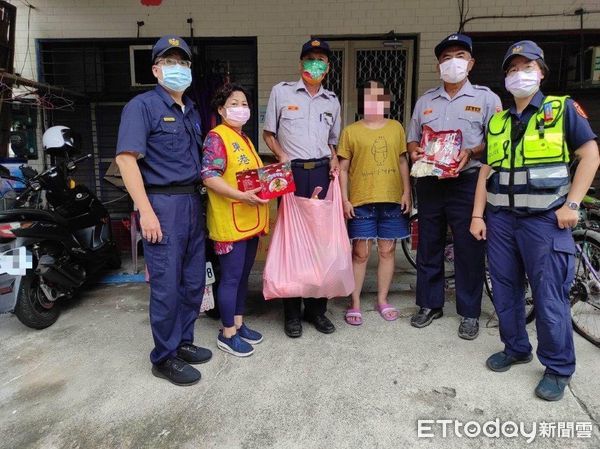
[347,202,410,240]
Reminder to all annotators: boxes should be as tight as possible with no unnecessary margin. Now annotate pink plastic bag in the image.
[263,175,355,300]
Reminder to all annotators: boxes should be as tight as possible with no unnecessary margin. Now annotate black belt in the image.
[145,184,201,194]
[291,157,329,170]
[460,167,480,176]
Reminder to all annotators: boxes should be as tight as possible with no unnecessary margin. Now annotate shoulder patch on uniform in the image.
[572,101,589,119]
[496,106,503,112]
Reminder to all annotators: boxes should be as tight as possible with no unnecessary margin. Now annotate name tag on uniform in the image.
[423,108,433,115]
[163,116,176,122]
[287,105,299,111]
[465,105,481,113]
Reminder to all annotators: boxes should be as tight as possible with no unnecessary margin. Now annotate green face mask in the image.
[302,59,328,85]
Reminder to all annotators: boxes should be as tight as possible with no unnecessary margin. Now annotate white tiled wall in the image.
[8,0,600,131]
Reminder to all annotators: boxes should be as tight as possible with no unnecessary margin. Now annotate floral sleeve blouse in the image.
[201,129,265,255]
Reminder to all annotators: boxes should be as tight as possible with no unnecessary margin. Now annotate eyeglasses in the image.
[156,58,192,68]
[507,65,537,75]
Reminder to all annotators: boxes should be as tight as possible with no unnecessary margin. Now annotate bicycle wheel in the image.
[400,214,454,278]
[570,230,600,348]
[401,214,419,269]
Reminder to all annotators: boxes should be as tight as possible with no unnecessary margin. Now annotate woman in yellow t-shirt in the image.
[338,80,411,325]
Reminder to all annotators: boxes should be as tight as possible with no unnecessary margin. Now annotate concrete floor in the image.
[0,254,599,449]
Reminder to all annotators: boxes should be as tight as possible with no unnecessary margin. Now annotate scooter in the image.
[0,126,121,329]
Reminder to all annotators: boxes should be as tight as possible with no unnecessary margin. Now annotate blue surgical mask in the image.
[160,65,192,92]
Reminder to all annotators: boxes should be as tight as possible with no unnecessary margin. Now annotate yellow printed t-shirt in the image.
[337,119,407,207]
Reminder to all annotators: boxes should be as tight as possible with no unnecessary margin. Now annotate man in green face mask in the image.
[263,38,342,338]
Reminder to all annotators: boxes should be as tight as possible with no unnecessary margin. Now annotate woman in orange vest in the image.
[201,83,269,357]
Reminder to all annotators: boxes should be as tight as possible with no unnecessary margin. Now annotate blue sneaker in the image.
[535,373,571,401]
[486,351,533,372]
[217,332,254,357]
[237,323,263,344]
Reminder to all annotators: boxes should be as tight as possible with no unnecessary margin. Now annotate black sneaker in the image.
[305,314,335,334]
[410,307,443,328]
[151,357,201,386]
[177,344,213,365]
[458,317,479,340]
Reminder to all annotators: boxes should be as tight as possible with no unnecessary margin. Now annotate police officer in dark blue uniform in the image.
[471,41,599,401]
[407,34,502,340]
[116,35,212,386]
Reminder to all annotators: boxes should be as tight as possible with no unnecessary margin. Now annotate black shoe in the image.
[486,351,533,372]
[151,357,201,386]
[458,317,479,340]
[284,318,302,338]
[177,343,213,365]
[410,307,443,328]
[305,314,335,334]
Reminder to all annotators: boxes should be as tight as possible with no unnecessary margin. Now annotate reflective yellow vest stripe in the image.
[206,124,269,242]
[485,95,570,212]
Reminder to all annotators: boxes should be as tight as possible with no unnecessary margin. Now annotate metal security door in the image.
[324,40,413,128]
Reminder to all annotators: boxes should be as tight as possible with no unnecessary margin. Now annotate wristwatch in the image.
[567,201,580,210]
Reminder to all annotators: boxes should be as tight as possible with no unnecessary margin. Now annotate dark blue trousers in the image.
[487,209,576,376]
[415,170,485,318]
[144,193,206,364]
[283,160,330,320]
[217,237,259,328]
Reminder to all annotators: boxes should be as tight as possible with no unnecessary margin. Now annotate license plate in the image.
[0,246,32,275]
[205,262,215,285]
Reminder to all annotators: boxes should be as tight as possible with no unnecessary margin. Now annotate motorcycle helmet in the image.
[42,126,77,156]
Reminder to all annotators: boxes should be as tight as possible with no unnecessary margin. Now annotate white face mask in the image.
[439,58,469,84]
[505,70,540,98]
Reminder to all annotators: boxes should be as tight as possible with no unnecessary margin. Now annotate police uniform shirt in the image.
[407,80,502,170]
[116,85,203,187]
[483,90,597,164]
[263,80,341,160]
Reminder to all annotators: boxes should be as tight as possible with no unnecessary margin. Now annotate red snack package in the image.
[236,161,296,200]
[410,126,462,179]
[236,168,260,192]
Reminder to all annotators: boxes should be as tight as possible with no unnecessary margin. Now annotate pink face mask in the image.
[225,107,250,126]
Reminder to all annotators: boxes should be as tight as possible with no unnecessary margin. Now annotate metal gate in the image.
[323,40,414,128]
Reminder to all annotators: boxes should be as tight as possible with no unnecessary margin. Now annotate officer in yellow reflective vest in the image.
[470,41,599,401]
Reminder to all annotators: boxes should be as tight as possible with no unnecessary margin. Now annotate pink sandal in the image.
[345,308,363,326]
[376,303,398,321]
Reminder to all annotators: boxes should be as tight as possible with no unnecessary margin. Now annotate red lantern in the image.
[141,0,162,5]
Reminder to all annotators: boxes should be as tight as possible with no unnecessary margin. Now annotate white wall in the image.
[8,0,600,122]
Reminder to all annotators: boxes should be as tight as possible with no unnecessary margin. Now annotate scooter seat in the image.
[0,208,69,227]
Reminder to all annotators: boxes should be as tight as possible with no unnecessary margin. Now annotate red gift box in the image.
[236,162,296,200]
